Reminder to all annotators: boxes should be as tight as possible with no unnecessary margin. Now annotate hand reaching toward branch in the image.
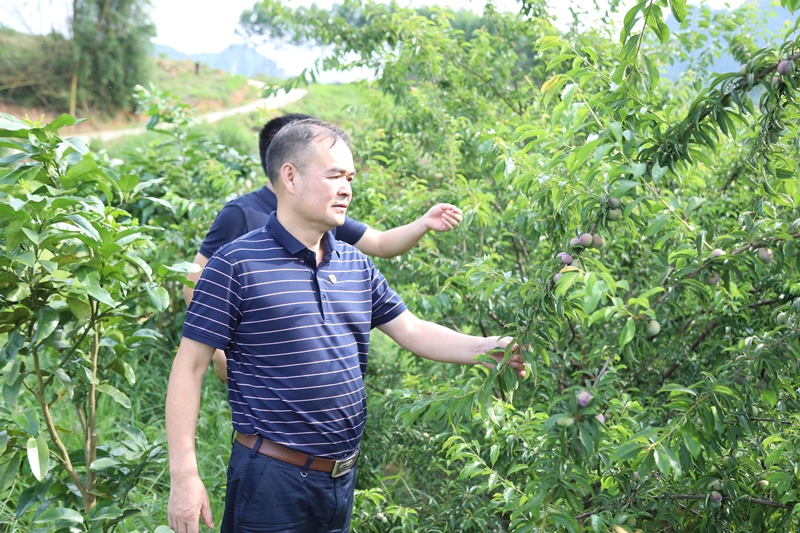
[422,203,463,232]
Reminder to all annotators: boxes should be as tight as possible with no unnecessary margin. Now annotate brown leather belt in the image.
[235,433,358,477]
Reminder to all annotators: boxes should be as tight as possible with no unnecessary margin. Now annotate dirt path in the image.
[73,82,307,143]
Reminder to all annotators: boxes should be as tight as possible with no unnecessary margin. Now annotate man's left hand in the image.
[423,204,463,232]
[486,337,527,379]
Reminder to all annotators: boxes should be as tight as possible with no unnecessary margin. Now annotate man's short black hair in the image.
[266,119,352,188]
[259,113,314,176]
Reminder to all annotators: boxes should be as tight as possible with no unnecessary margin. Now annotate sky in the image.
[1,0,748,79]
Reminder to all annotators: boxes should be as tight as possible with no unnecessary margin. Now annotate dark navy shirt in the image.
[183,213,407,457]
[198,186,368,258]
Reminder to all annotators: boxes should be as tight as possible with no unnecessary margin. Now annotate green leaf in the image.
[668,0,687,22]
[90,457,119,470]
[34,507,84,524]
[66,214,101,242]
[682,429,701,458]
[82,283,116,307]
[611,441,645,462]
[65,157,98,180]
[62,136,89,155]
[0,431,7,456]
[26,436,49,481]
[89,504,123,521]
[0,453,21,491]
[610,179,639,198]
[48,114,77,131]
[97,383,131,409]
[654,445,671,477]
[13,408,39,435]
[619,318,635,348]
[32,306,59,346]
[146,284,170,313]
[67,296,92,319]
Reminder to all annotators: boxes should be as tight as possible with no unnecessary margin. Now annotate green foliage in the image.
[0,111,185,529]
[71,0,155,112]
[0,82,261,528]
[242,1,800,531]
[0,28,73,110]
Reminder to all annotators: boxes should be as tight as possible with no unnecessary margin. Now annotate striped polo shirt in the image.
[182,213,407,458]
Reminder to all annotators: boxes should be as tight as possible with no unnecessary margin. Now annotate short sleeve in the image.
[182,254,243,349]
[333,216,368,246]
[368,260,407,328]
[198,204,248,258]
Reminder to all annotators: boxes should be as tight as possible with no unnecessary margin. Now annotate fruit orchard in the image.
[1,0,800,532]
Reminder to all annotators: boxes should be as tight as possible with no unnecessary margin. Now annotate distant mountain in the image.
[663,0,794,80]
[152,43,285,78]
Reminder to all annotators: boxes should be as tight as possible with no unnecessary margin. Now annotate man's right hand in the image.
[168,473,213,533]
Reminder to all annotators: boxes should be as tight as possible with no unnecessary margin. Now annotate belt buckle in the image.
[331,449,359,478]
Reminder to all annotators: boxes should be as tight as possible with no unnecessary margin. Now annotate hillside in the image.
[0,52,264,133]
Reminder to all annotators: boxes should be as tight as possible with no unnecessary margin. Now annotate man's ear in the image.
[280,163,298,196]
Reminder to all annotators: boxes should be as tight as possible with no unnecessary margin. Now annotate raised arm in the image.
[377,310,526,377]
[166,337,216,533]
[354,203,462,258]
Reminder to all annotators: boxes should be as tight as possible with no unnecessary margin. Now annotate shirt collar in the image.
[266,212,341,259]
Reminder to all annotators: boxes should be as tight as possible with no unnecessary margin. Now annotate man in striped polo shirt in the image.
[183,113,463,384]
[166,119,527,533]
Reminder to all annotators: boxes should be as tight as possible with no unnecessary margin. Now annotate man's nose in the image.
[340,179,352,198]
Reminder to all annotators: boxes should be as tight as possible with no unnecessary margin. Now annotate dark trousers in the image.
[220,439,356,533]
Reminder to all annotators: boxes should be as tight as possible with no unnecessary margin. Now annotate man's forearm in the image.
[166,340,211,477]
[379,313,495,365]
[358,219,429,258]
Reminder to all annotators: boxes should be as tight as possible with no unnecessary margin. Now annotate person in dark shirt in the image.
[166,119,526,533]
[184,113,463,383]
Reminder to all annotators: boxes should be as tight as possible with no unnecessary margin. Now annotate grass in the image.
[89,82,373,160]
[150,58,266,110]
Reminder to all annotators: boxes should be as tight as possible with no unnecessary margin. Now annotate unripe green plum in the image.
[756,378,767,390]
[739,64,747,74]
[556,416,574,427]
[720,455,732,468]
[646,319,660,337]
[592,234,605,248]
[777,312,787,324]
[705,272,720,286]
[608,208,622,221]
[757,247,774,264]
[750,406,759,417]
[579,233,593,247]
[607,197,621,208]
[712,481,723,491]
[376,512,388,523]
[710,491,723,503]
[626,517,636,526]
[772,75,781,84]
[756,479,769,491]
[710,248,725,259]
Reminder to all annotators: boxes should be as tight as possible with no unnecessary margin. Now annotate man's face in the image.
[294,138,355,231]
